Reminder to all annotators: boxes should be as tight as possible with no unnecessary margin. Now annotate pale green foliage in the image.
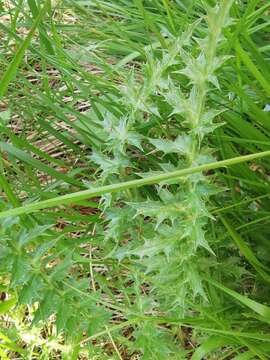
[93,1,234,315]
[1,0,270,359]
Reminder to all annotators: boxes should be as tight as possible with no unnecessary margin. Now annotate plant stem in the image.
[0,150,269,218]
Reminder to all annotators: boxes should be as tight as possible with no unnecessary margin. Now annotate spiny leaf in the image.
[150,135,192,155]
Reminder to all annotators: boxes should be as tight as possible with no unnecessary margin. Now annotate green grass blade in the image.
[236,41,270,96]
[206,278,270,319]
[220,215,270,283]
[0,170,21,208]
[1,150,270,218]
[233,351,256,360]
[27,0,55,55]
[0,142,82,188]
[0,1,49,98]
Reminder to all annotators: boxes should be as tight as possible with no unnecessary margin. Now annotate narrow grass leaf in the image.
[0,1,49,97]
[220,215,270,283]
[206,278,270,319]
[0,150,270,218]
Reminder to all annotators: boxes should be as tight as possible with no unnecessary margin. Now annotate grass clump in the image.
[0,1,270,359]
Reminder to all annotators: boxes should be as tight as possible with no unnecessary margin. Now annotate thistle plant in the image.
[91,0,235,314]
[1,0,270,358]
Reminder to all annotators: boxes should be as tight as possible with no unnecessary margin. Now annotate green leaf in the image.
[191,336,231,360]
[220,215,270,284]
[0,297,16,315]
[129,191,186,228]
[0,110,11,125]
[133,322,185,360]
[0,142,82,188]
[18,224,52,248]
[0,1,49,98]
[91,151,130,177]
[33,290,59,325]
[150,135,192,155]
[50,253,73,282]
[19,275,44,305]
[11,255,32,287]
[236,41,270,96]
[1,150,270,218]
[206,278,270,319]
[233,351,256,360]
